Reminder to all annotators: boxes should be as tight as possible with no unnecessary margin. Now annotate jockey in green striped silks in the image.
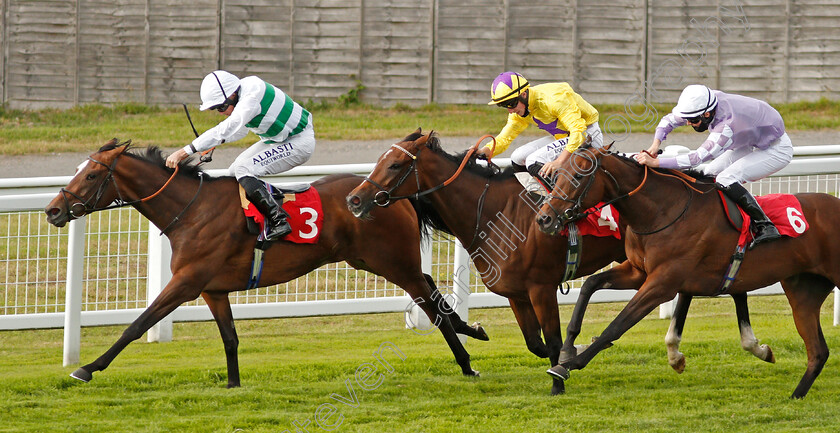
[167,70,316,241]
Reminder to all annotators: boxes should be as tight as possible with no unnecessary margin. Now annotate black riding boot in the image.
[511,162,528,173]
[717,182,780,249]
[239,176,292,241]
[527,163,556,193]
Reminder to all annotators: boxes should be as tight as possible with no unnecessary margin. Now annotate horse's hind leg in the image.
[781,274,833,398]
[423,274,488,341]
[70,276,201,382]
[664,293,692,373]
[732,293,775,363]
[403,277,479,376]
[202,292,241,388]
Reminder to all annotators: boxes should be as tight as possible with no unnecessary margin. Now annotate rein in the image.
[365,135,497,206]
[60,147,201,233]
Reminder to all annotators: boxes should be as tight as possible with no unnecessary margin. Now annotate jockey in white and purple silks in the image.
[634,84,793,249]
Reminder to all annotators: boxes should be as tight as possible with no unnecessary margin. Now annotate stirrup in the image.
[749,224,781,250]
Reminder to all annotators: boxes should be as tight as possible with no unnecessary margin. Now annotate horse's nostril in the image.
[350,196,360,206]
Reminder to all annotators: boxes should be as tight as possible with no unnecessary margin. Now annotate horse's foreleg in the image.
[550,278,676,381]
[732,293,775,363]
[781,274,833,398]
[528,287,568,396]
[202,292,240,388]
[508,299,549,358]
[665,293,692,373]
[70,276,201,383]
[423,274,488,341]
[561,261,645,363]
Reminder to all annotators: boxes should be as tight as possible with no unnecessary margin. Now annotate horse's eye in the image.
[388,163,401,170]
[86,173,96,180]
[573,173,583,180]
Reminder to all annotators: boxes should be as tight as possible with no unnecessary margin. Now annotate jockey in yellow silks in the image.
[478,71,603,189]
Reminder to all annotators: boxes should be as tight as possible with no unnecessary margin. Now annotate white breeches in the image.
[511,122,604,167]
[230,127,316,180]
[704,133,793,186]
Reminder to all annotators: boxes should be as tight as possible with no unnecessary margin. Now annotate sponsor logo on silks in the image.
[251,143,295,165]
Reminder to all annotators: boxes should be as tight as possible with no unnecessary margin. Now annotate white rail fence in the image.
[1,145,839,366]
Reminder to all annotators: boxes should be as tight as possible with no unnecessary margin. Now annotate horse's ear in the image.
[414,127,422,135]
[416,133,430,146]
[118,139,132,153]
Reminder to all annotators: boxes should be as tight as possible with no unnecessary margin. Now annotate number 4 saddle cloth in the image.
[720,192,809,238]
[238,183,324,244]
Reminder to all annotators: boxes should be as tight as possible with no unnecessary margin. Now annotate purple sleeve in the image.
[653,113,686,142]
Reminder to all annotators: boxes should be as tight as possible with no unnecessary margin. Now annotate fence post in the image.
[659,296,677,319]
[146,223,173,342]
[63,216,86,366]
[405,235,434,330]
[452,238,470,344]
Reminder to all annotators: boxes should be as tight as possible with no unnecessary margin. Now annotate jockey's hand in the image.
[644,139,661,156]
[539,159,564,178]
[166,148,189,169]
[476,146,493,160]
[634,151,660,167]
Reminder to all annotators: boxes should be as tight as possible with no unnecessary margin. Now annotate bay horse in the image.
[345,130,773,395]
[536,142,840,398]
[44,139,487,387]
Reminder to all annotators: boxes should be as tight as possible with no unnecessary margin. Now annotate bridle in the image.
[544,150,696,235]
[362,135,495,207]
[57,143,203,234]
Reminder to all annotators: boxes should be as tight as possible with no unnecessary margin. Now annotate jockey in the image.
[634,84,793,249]
[477,71,603,190]
[166,70,316,241]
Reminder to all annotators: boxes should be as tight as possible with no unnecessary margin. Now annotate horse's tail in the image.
[409,196,453,240]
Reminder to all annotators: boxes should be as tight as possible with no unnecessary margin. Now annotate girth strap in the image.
[560,222,581,295]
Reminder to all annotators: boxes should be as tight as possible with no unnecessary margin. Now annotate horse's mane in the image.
[397,131,521,238]
[99,140,213,179]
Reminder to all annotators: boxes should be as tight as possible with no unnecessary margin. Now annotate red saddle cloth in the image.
[242,187,324,244]
[756,193,809,237]
[720,192,809,238]
[560,202,621,239]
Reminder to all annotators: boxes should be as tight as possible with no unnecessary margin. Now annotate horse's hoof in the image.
[472,322,490,341]
[762,345,776,364]
[465,370,480,377]
[558,351,575,363]
[547,365,570,380]
[69,368,92,383]
[550,380,566,395]
[669,354,686,374]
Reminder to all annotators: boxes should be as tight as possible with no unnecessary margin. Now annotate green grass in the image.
[2,99,839,156]
[1,296,839,432]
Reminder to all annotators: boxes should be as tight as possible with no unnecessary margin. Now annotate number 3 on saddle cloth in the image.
[718,193,810,294]
[238,182,324,290]
[239,183,324,244]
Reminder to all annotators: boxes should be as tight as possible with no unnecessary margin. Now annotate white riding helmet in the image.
[199,70,241,111]
[672,84,718,119]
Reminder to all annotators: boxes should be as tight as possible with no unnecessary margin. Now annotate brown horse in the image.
[44,139,487,387]
[345,130,773,394]
[536,142,840,398]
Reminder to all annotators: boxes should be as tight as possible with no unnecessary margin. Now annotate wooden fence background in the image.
[0,0,838,109]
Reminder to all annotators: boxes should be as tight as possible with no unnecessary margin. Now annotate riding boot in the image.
[717,182,780,249]
[527,163,556,193]
[239,176,292,241]
[511,162,528,173]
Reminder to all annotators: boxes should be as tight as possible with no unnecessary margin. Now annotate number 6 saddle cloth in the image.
[238,183,324,244]
[720,192,810,238]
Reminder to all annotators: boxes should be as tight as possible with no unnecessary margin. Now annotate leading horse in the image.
[345,130,773,395]
[44,139,486,387]
[537,142,840,398]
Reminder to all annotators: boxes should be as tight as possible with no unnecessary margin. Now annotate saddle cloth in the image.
[719,192,809,238]
[239,183,324,244]
[560,202,621,239]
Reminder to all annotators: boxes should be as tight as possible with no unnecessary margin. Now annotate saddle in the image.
[238,183,312,235]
